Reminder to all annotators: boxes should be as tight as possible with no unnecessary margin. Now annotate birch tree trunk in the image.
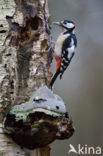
[0,0,53,155]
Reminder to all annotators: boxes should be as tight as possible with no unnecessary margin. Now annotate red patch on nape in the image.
[73,24,75,27]
[55,56,61,70]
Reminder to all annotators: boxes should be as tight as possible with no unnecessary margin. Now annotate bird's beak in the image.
[52,22,61,26]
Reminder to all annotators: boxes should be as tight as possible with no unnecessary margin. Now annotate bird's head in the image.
[53,20,75,33]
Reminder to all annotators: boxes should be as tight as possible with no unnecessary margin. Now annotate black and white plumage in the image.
[60,32,77,78]
[49,20,77,89]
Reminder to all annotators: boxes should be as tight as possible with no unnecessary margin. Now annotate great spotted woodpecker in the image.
[49,20,77,89]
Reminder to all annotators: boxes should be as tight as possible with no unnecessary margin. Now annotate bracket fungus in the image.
[3,86,74,149]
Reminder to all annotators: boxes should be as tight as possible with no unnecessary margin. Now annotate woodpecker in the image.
[49,20,77,89]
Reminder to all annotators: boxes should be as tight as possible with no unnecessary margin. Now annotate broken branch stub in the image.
[3,86,75,149]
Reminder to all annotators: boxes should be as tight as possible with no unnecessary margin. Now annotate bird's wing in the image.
[59,36,72,78]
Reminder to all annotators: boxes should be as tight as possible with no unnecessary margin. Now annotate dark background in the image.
[49,0,103,155]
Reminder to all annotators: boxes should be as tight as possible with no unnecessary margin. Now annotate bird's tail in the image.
[49,68,60,90]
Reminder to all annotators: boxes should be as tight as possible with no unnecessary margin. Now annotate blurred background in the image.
[49,0,103,155]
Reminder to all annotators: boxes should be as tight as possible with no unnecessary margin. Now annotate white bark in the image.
[0,0,52,155]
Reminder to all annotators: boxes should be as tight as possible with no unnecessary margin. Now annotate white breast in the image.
[55,33,70,56]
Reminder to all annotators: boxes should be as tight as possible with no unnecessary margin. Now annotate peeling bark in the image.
[0,0,53,155]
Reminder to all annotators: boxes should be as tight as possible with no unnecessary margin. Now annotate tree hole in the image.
[31,16,42,30]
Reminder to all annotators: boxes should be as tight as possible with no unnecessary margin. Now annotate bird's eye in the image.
[56,106,59,110]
